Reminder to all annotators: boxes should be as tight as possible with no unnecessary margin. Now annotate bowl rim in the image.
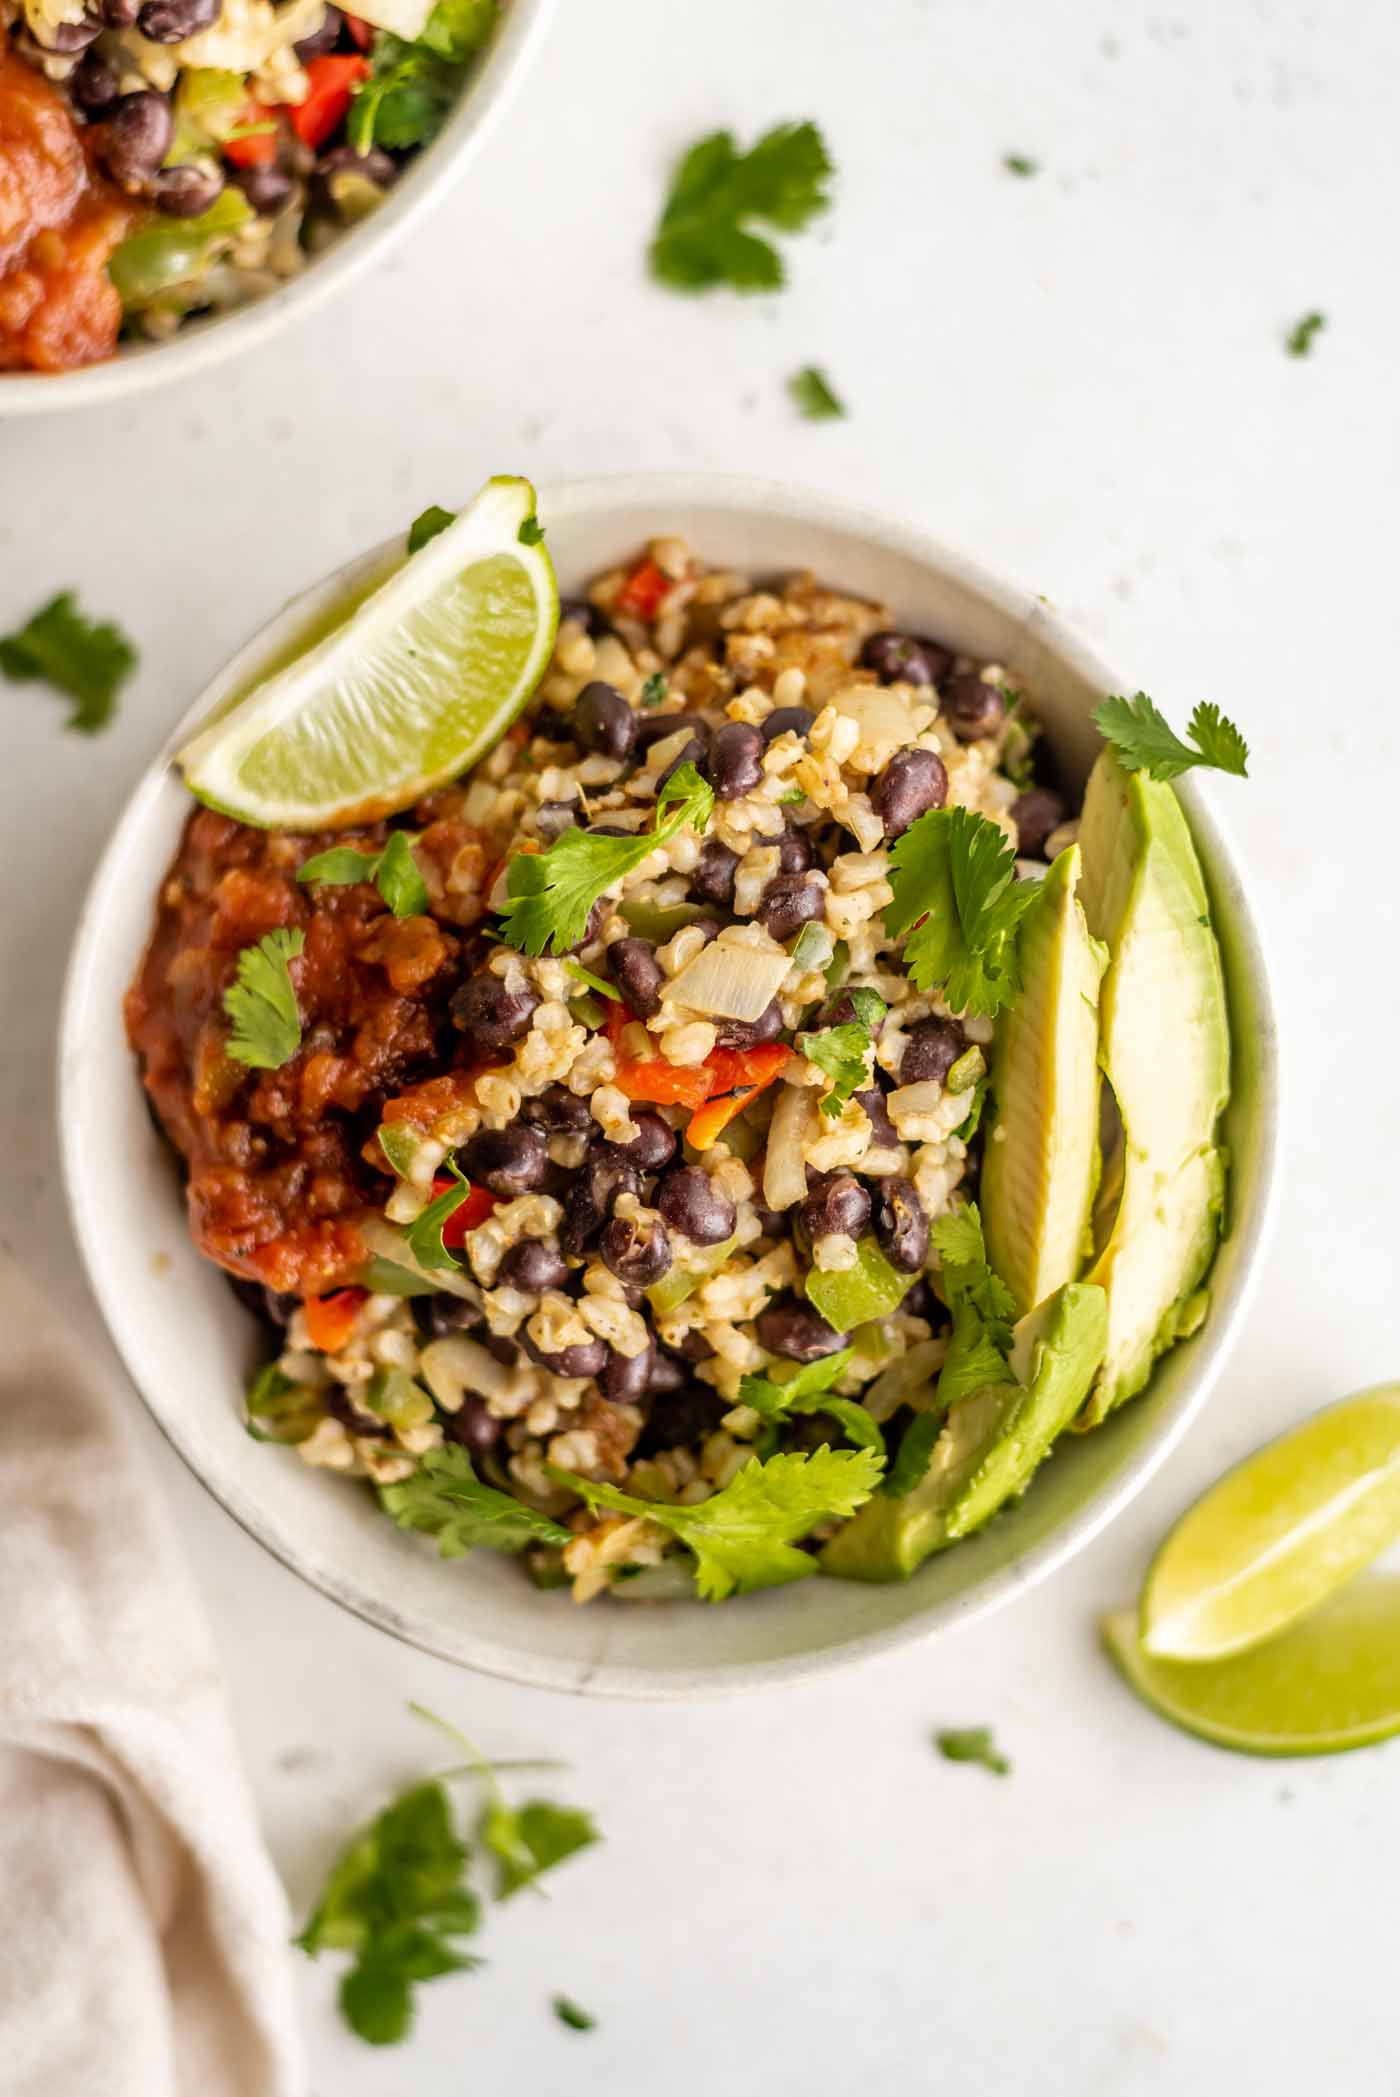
[0,0,551,417]
[58,472,1282,1697]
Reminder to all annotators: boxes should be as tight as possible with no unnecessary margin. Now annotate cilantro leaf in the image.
[0,590,137,733]
[408,504,455,552]
[499,760,714,957]
[884,806,1039,1018]
[381,1446,571,1558]
[552,1446,881,1600]
[1286,310,1325,357]
[738,1347,886,1457]
[482,1798,599,1900]
[788,364,845,420]
[404,1158,473,1271]
[300,830,428,917]
[796,989,884,1118]
[518,516,545,546]
[650,121,833,294]
[935,1725,1011,1775]
[223,928,304,1069]
[553,1995,596,2031]
[1092,693,1250,782]
[887,1207,1016,1495]
[1003,153,1038,176]
[349,0,495,153]
[640,673,668,707]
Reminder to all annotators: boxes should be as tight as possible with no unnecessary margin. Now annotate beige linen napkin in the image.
[0,1255,305,2097]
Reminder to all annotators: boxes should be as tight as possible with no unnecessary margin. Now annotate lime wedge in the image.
[1140,1386,1400,1662]
[178,475,558,829]
[1104,1578,1400,1756]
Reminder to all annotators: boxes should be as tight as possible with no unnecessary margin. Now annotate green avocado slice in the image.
[819,1281,1107,1582]
[1076,751,1230,1423]
[982,845,1107,1320]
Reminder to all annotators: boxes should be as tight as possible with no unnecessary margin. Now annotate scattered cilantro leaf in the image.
[888,1208,1016,1495]
[935,1726,1011,1775]
[1003,153,1038,176]
[551,1445,881,1600]
[650,120,833,294]
[499,760,714,957]
[796,986,884,1118]
[482,1798,600,1900]
[404,1158,473,1272]
[223,928,304,1069]
[518,516,545,546]
[565,960,620,1001]
[407,503,455,552]
[300,830,428,917]
[884,806,1039,1017]
[382,1447,571,1558]
[788,364,845,420]
[738,1347,885,1457]
[553,1995,596,2031]
[640,672,668,707]
[0,590,137,734]
[349,0,496,153]
[1286,310,1325,357]
[1092,693,1250,782]
[954,1077,988,1143]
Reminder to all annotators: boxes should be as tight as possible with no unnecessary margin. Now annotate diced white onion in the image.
[763,1083,813,1211]
[667,933,792,1022]
[419,1336,513,1413]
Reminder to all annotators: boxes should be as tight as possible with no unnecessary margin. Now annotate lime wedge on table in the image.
[1140,1387,1400,1662]
[1104,1579,1400,1756]
[178,476,558,829]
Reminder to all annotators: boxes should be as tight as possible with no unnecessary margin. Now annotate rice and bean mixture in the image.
[128,539,1076,1602]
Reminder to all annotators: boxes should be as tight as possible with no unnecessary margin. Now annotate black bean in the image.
[155,162,225,218]
[854,1086,899,1149]
[874,1176,929,1272]
[1011,787,1066,860]
[900,1278,948,1329]
[657,1166,735,1245]
[761,706,815,743]
[717,999,783,1051]
[497,1239,568,1293]
[559,598,610,638]
[656,722,710,791]
[751,1201,787,1238]
[942,673,1007,742]
[692,837,739,909]
[872,746,948,840]
[294,1,342,57]
[523,1332,608,1380]
[647,1349,689,1394]
[232,164,294,215]
[100,0,140,23]
[600,1212,672,1287]
[575,681,636,760]
[450,973,539,1054]
[444,1394,502,1459]
[462,1124,548,1195]
[673,1328,716,1361]
[776,823,813,875]
[861,631,954,687]
[608,936,664,1019]
[636,1380,728,1455]
[759,873,823,942]
[900,1016,965,1086]
[755,1295,849,1363]
[559,1152,639,1255]
[71,49,121,113]
[413,1292,484,1339]
[816,990,884,1033]
[486,1333,520,1367]
[522,1082,594,1134]
[799,1171,871,1242]
[535,798,580,842]
[599,1343,654,1405]
[136,0,218,40]
[98,91,173,193]
[709,721,764,800]
[312,144,397,211]
[328,1389,392,1439]
[610,1108,676,1172]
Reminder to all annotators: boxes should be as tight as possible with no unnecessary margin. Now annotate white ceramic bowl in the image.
[59,476,1279,1696]
[0,0,549,415]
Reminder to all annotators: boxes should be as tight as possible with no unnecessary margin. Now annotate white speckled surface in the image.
[3,0,1398,2088]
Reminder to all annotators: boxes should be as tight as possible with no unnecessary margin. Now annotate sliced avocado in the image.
[819,1281,1107,1581]
[981,845,1108,1319]
[1076,751,1230,1423]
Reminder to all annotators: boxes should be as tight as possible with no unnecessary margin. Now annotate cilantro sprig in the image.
[936,1725,1011,1775]
[650,121,833,294]
[223,928,304,1070]
[349,0,496,153]
[0,590,138,734]
[498,761,714,957]
[381,1446,571,1558]
[404,1158,474,1271]
[1092,694,1250,783]
[796,986,885,1119]
[1286,310,1326,357]
[550,1445,881,1600]
[554,1995,596,2031]
[883,806,1039,1018]
[788,364,846,420]
[738,1347,885,1458]
[300,829,429,917]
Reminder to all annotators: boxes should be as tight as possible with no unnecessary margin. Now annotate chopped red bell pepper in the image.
[343,10,373,46]
[289,53,370,149]
[617,557,670,623]
[224,104,279,169]
[686,1042,789,1151]
[431,1176,499,1248]
[304,1286,367,1353]
[614,1058,715,1111]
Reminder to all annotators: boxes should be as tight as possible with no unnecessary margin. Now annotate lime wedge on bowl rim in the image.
[1139,1384,1400,1663]
[177,475,558,830]
[1105,1577,1400,1756]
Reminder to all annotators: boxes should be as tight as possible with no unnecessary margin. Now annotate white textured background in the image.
[4,0,1400,2089]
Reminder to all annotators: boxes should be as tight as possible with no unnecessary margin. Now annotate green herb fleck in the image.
[0,590,137,734]
[738,1347,885,1457]
[565,960,620,1001]
[404,1158,473,1272]
[553,1995,596,2031]
[223,928,304,1070]
[1285,310,1326,357]
[407,504,455,552]
[796,987,886,1119]
[300,830,429,917]
[518,516,545,546]
[1093,693,1249,782]
[640,672,668,707]
[935,1726,1011,1775]
[1003,153,1038,176]
[650,120,834,294]
[788,364,845,420]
